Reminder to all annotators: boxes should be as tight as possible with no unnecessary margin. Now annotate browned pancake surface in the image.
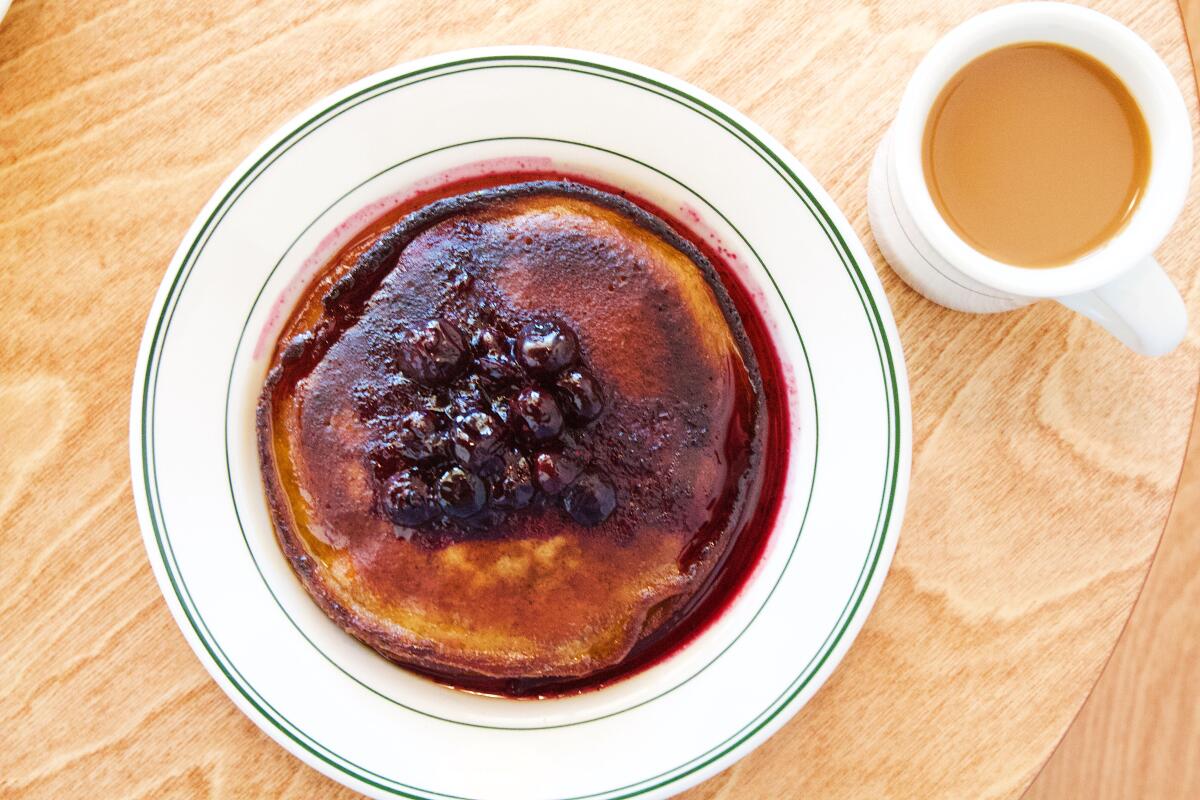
[259,182,764,681]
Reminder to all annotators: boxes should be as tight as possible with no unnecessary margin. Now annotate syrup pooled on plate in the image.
[257,177,790,697]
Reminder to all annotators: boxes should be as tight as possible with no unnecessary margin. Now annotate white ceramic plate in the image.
[130,47,910,800]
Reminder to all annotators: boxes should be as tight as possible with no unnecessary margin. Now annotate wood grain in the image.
[0,1,1196,798]
[1022,3,1200,797]
[1023,406,1200,799]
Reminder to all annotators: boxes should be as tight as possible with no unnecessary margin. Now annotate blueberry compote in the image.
[260,177,792,699]
[355,313,615,538]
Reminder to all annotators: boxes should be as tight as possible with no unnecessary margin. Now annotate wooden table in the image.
[1,1,1196,797]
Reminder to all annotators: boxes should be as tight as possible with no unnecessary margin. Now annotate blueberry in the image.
[478,353,522,384]
[364,436,405,480]
[437,466,487,518]
[533,451,582,495]
[449,409,507,472]
[450,375,491,418]
[392,409,444,462]
[490,394,513,425]
[470,328,521,384]
[562,471,617,526]
[381,469,437,526]
[471,327,507,357]
[489,449,535,510]
[555,367,605,423]
[511,386,564,443]
[515,319,578,375]
[395,319,468,386]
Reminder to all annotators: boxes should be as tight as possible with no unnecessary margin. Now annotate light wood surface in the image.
[1,2,1196,798]
[1023,3,1200,797]
[1024,409,1200,799]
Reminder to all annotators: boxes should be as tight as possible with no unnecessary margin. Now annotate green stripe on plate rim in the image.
[222,134,819,730]
[138,53,902,800]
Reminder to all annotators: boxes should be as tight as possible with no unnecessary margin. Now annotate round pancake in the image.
[258,181,767,683]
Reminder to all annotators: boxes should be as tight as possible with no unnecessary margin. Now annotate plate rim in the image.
[129,45,911,800]
[223,134,822,731]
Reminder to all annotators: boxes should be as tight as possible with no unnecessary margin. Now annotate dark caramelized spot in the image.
[533,451,582,496]
[562,471,617,526]
[510,386,564,443]
[516,319,578,375]
[381,469,437,527]
[555,367,605,423]
[438,466,487,518]
[395,319,468,386]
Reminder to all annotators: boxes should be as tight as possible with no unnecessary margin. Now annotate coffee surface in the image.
[922,43,1151,267]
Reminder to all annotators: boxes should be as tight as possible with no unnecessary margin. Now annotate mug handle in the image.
[1057,257,1187,357]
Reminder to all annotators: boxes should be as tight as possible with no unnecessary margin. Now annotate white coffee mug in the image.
[868,1,1192,356]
